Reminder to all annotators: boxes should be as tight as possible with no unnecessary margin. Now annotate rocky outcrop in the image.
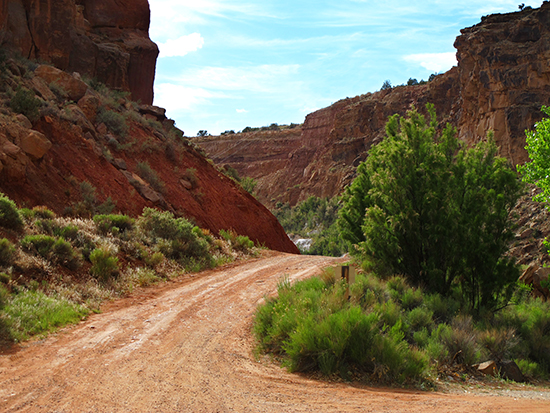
[0,0,158,104]
[454,5,550,166]
[197,4,550,209]
[0,58,298,254]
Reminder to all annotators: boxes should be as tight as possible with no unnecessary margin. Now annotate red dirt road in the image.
[0,252,549,412]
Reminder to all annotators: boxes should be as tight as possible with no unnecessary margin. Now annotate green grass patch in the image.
[2,289,89,342]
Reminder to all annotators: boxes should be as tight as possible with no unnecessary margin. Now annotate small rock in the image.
[477,360,497,376]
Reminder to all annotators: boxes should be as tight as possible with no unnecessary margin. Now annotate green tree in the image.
[338,104,522,313]
[518,105,550,205]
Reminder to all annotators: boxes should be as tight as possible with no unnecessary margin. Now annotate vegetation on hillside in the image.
[255,105,550,385]
[272,197,345,256]
[0,194,259,344]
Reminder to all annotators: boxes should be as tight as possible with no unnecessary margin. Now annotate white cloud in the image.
[154,83,220,112]
[403,52,457,73]
[175,64,302,94]
[236,109,248,113]
[157,33,204,58]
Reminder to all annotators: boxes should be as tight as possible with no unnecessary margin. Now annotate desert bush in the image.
[89,248,119,282]
[20,235,79,269]
[219,229,253,252]
[0,238,16,267]
[138,208,211,268]
[255,273,429,383]
[32,206,55,219]
[136,161,165,193]
[183,168,198,188]
[10,87,41,122]
[57,225,79,241]
[97,107,128,138]
[479,328,518,362]
[0,193,23,231]
[21,234,56,257]
[93,214,134,235]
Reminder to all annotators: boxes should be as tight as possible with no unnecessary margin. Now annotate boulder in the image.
[520,265,550,299]
[477,360,497,376]
[18,130,52,160]
[31,76,56,102]
[77,94,100,124]
[138,104,166,120]
[34,65,88,102]
[498,360,525,382]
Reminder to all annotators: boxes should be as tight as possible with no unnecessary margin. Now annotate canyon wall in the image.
[198,4,550,208]
[0,0,158,104]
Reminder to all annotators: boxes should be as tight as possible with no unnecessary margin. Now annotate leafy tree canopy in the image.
[338,104,523,313]
[518,105,550,206]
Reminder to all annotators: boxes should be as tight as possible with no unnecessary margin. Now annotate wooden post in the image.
[337,265,355,300]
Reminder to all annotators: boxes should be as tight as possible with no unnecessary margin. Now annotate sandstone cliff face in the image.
[454,5,550,166]
[197,4,550,208]
[0,0,157,104]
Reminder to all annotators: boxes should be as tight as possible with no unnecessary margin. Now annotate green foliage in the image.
[338,105,522,313]
[273,196,346,257]
[20,234,79,269]
[138,208,211,268]
[93,214,135,235]
[219,229,254,252]
[136,161,166,193]
[0,192,23,231]
[97,107,128,137]
[10,87,41,122]
[255,272,550,382]
[89,248,119,282]
[240,176,257,194]
[0,238,16,267]
[2,289,89,342]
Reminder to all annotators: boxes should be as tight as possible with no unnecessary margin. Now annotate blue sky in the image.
[148,0,541,136]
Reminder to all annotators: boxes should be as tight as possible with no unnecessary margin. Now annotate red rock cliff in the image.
[198,4,550,207]
[0,0,158,104]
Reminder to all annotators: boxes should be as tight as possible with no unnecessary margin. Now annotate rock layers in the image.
[197,4,550,208]
[0,0,158,104]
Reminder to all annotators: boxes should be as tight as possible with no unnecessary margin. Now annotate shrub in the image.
[97,107,128,137]
[0,238,16,267]
[21,234,56,257]
[32,206,55,219]
[57,225,79,241]
[138,208,211,267]
[10,87,41,122]
[0,193,23,231]
[89,248,119,282]
[240,177,257,194]
[93,214,135,235]
[136,161,165,193]
[184,168,198,188]
[21,235,79,268]
[338,104,522,313]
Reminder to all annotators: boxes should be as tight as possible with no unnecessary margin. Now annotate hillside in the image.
[0,1,299,254]
[197,4,550,209]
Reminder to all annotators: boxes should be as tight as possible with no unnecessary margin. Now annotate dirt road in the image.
[0,252,548,412]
